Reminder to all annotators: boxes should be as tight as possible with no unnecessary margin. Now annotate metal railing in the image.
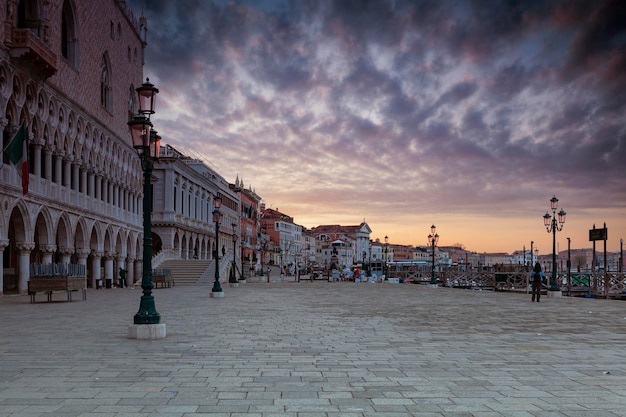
[30,263,86,277]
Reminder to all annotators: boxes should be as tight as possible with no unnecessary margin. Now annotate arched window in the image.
[61,0,78,66]
[100,53,111,111]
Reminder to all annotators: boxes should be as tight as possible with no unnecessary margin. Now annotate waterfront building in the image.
[260,207,301,274]
[309,222,372,267]
[1,0,147,293]
[232,177,261,277]
[150,145,238,270]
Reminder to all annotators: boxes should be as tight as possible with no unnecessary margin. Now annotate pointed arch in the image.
[100,52,111,111]
[61,0,79,67]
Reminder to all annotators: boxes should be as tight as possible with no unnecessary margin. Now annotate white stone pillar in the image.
[126,258,135,286]
[75,249,89,279]
[16,242,35,294]
[59,247,73,265]
[104,252,114,286]
[0,239,9,296]
[91,251,103,288]
[39,244,57,264]
[134,257,142,285]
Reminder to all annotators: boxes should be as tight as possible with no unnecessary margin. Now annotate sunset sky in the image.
[127,0,626,254]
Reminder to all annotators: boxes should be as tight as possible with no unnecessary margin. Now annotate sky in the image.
[126,0,626,254]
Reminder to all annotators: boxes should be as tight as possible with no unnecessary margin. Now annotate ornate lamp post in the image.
[211,196,224,297]
[230,222,239,286]
[127,78,165,339]
[543,195,566,292]
[428,224,439,286]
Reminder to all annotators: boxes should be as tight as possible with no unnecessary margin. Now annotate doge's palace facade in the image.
[0,0,148,294]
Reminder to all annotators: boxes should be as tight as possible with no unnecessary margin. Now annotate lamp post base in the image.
[210,291,225,298]
[229,282,239,288]
[128,323,166,339]
[428,283,438,288]
[547,290,562,298]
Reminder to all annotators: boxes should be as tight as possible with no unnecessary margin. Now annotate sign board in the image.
[589,227,607,241]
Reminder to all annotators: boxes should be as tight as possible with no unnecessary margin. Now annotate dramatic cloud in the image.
[128,0,626,252]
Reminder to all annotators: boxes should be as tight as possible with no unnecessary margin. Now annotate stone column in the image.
[54,152,62,184]
[91,251,103,288]
[72,161,80,191]
[58,247,74,265]
[63,157,71,187]
[134,257,142,285]
[0,239,9,296]
[104,252,115,286]
[75,249,90,279]
[44,148,53,180]
[15,242,35,294]
[39,244,57,264]
[126,257,135,286]
[80,166,87,194]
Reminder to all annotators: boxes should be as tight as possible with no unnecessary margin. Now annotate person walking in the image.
[531,262,544,302]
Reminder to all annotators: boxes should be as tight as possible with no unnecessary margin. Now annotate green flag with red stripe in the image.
[5,124,29,195]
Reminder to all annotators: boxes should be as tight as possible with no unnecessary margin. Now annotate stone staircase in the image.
[156,259,212,286]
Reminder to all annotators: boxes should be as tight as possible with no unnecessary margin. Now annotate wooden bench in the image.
[153,274,175,288]
[28,277,87,303]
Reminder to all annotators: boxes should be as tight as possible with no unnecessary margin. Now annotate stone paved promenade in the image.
[1,280,626,417]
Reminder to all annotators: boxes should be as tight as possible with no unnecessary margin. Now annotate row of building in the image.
[0,1,621,296]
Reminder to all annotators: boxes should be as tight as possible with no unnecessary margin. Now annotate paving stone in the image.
[1,282,626,416]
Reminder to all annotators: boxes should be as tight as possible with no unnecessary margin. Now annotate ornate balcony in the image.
[9,28,57,79]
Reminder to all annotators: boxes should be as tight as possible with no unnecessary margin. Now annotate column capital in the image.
[15,241,36,252]
[75,249,90,258]
[91,250,104,258]
[0,239,9,250]
[39,244,57,254]
[58,246,74,256]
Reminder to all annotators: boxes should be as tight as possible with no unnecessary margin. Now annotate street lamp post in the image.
[211,196,224,297]
[619,239,624,272]
[567,237,571,296]
[127,78,165,339]
[543,195,566,292]
[383,235,389,280]
[230,222,239,287]
[428,224,439,286]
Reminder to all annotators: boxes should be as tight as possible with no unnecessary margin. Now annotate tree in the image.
[574,254,587,272]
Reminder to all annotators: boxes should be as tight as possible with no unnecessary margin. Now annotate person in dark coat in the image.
[531,262,544,302]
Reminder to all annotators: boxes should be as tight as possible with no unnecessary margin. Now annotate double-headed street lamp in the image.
[211,196,224,297]
[230,222,239,286]
[543,195,566,292]
[428,225,439,286]
[127,79,162,335]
